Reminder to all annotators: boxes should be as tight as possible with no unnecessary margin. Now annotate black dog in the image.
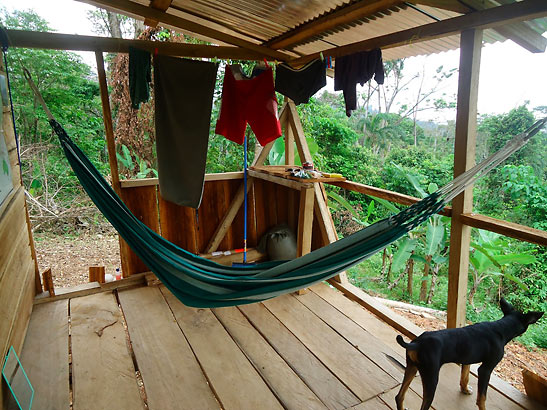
[395,298,543,410]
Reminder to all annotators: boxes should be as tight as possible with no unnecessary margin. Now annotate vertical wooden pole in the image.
[284,100,295,165]
[95,51,121,194]
[42,268,54,296]
[447,29,482,329]
[89,266,106,284]
[296,185,315,295]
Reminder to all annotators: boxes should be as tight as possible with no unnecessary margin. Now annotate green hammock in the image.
[45,117,545,308]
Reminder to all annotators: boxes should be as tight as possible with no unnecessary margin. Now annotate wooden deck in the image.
[18,283,538,410]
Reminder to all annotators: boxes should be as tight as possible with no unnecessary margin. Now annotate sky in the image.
[2,0,547,123]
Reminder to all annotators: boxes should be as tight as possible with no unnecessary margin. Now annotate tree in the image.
[1,9,105,231]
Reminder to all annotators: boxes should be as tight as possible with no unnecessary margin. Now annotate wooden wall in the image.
[0,55,37,407]
[119,177,324,276]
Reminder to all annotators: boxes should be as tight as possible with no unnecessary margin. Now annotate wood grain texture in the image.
[20,300,70,410]
[119,286,218,410]
[158,191,199,253]
[212,306,327,410]
[119,185,159,275]
[296,291,404,379]
[161,287,283,410]
[239,302,360,410]
[70,292,144,410]
[263,294,398,401]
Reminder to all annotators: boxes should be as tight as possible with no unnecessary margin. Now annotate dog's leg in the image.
[395,362,418,410]
[418,365,440,410]
[476,361,498,410]
[460,364,473,394]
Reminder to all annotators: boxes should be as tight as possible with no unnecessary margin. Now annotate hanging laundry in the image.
[275,59,326,105]
[215,65,281,146]
[334,48,385,117]
[154,55,218,208]
[128,47,151,109]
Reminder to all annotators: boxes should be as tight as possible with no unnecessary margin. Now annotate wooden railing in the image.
[328,180,546,246]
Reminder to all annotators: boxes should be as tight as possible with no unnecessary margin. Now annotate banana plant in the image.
[468,230,533,309]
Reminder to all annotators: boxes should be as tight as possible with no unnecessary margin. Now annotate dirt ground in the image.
[34,232,546,395]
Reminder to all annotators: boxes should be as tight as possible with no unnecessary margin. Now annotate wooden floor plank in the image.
[212,306,327,410]
[240,302,360,410]
[118,286,219,410]
[161,287,283,410]
[380,385,433,410]
[349,396,392,409]
[264,294,398,401]
[311,284,406,354]
[19,300,69,410]
[70,292,144,410]
[296,290,404,379]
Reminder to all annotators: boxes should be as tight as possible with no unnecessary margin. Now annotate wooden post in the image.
[447,29,482,329]
[284,99,295,165]
[296,186,315,295]
[95,50,121,194]
[89,266,106,284]
[42,268,54,297]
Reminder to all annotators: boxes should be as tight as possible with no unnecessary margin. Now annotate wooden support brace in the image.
[89,266,106,284]
[296,186,315,295]
[205,178,255,253]
[42,268,54,297]
[313,183,348,284]
[287,101,313,164]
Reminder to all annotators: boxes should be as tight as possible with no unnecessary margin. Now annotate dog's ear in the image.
[523,311,544,326]
[500,298,515,316]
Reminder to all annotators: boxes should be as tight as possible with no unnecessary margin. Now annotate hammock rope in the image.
[24,68,546,308]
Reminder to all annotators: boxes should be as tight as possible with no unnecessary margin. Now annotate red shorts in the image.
[215,66,282,146]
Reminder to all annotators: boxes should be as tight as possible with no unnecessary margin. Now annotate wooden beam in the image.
[5,29,269,60]
[144,0,173,27]
[459,0,546,53]
[460,213,547,246]
[291,0,547,65]
[205,178,255,253]
[297,186,315,257]
[313,182,348,284]
[447,29,482,330]
[265,0,404,50]
[76,0,292,60]
[287,101,313,164]
[95,51,121,194]
[329,180,452,216]
[248,169,312,191]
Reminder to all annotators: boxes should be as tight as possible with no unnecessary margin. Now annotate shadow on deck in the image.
[19,283,535,410]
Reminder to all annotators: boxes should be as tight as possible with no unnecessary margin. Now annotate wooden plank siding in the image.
[0,54,37,408]
[119,177,313,275]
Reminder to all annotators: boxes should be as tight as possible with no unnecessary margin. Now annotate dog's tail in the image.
[396,334,417,350]
[396,335,408,348]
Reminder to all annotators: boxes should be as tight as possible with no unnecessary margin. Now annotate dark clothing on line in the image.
[275,59,326,105]
[154,55,218,208]
[334,49,385,117]
[128,47,151,109]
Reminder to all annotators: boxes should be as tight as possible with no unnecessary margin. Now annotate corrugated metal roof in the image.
[101,0,547,61]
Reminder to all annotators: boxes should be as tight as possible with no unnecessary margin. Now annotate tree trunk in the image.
[427,264,439,304]
[407,257,414,299]
[133,19,145,38]
[420,255,432,302]
[107,11,123,38]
